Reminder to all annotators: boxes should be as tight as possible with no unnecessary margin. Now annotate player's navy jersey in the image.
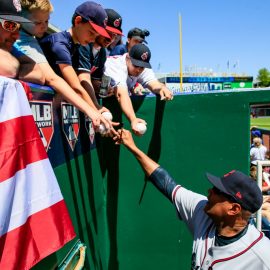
[109,44,127,56]
[73,43,107,80]
[39,31,77,77]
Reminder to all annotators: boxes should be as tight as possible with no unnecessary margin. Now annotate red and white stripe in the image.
[0,77,75,270]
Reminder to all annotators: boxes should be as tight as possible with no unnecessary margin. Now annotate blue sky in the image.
[50,0,269,78]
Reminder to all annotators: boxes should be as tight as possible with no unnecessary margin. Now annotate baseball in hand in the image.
[98,123,107,134]
[136,123,147,135]
[102,111,113,121]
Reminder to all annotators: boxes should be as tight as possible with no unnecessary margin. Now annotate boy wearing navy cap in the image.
[103,43,173,136]
[73,8,123,111]
[39,1,113,122]
[110,27,150,56]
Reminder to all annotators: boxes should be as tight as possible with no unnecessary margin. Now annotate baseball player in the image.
[114,129,270,269]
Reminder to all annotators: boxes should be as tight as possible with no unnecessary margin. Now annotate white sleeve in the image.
[104,56,128,88]
[137,68,156,87]
[173,186,208,233]
[15,34,47,64]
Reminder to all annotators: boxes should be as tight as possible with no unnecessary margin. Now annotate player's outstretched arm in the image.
[114,129,177,200]
[114,129,159,176]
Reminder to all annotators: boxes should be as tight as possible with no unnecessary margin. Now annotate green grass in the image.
[250,117,270,130]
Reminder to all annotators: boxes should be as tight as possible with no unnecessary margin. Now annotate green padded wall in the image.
[33,89,270,270]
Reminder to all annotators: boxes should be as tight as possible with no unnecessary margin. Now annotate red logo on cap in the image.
[236,192,242,199]
[114,19,121,27]
[141,52,148,61]
[224,170,236,178]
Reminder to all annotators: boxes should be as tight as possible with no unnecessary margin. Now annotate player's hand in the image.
[131,118,147,136]
[113,129,136,149]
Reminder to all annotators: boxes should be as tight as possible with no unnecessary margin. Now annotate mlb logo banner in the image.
[30,101,54,152]
[61,102,80,151]
[85,116,95,144]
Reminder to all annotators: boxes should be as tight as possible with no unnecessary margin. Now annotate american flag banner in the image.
[0,77,76,269]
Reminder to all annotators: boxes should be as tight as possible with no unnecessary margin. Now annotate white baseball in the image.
[98,123,107,134]
[102,111,113,121]
[136,123,147,135]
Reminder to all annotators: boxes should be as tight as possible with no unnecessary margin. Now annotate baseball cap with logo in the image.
[128,27,149,44]
[129,44,151,69]
[74,1,110,39]
[0,0,30,23]
[206,170,263,213]
[105,9,123,36]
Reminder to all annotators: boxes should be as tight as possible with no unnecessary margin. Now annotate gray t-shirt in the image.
[14,31,47,64]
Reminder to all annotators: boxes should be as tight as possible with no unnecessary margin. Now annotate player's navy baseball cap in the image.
[0,0,31,23]
[74,1,110,39]
[206,170,263,213]
[129,44,151,68]
[105,9,123,36]
[128,28,149,44]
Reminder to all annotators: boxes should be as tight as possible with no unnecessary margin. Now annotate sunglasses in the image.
[0,18,20,33]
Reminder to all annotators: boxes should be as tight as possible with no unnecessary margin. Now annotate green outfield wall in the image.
[32,88,270,270]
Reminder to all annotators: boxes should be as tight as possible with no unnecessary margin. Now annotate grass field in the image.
[250,117,270,130]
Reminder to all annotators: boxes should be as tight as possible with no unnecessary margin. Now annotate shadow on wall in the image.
[138,97,166,204]
[93,95,165,270]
